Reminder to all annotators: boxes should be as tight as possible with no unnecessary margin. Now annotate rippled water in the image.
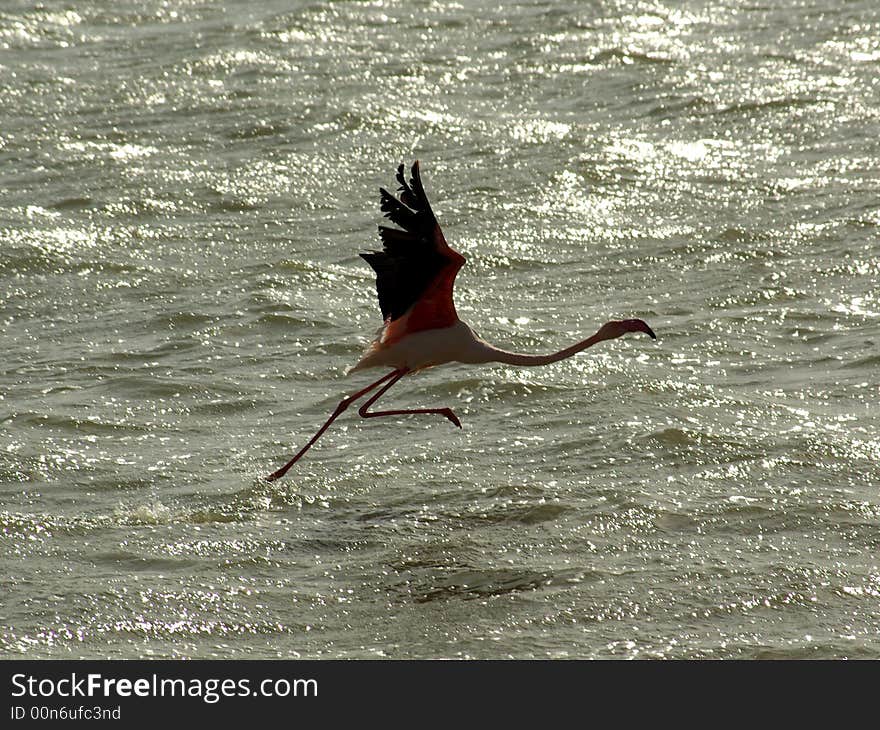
[2,0,879,658]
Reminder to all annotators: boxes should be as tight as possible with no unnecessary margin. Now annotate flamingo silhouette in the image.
[267,161,655,481]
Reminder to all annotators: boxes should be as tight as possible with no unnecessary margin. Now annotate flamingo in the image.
[266,161,655,482]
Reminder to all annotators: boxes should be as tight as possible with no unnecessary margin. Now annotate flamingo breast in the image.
[350,320,490,373]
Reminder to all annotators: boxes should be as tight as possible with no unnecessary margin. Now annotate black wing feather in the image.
[361,162,451,322]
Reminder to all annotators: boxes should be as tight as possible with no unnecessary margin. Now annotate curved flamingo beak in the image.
[624,319,657,340]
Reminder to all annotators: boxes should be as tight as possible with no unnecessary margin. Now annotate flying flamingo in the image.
[266,161,655,482]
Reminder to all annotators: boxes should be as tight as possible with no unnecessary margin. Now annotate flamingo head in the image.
[599,319,657,341]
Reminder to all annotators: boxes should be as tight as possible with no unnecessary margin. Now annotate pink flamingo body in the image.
[266,161,655,481]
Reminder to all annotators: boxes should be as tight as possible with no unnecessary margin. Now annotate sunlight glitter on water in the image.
[2,0,880,660]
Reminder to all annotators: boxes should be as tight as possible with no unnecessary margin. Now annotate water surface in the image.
[1,0,879,658]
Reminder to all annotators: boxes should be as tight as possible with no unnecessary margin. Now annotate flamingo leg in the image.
[357,370,462,428]
[266,369,402,482]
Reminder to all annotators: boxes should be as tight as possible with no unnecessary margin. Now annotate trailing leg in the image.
[266,369,402,482]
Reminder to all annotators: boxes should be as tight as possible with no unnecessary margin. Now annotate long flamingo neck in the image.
[480,332,607,367]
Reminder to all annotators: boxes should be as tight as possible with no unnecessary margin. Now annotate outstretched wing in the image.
[360,161,465,332]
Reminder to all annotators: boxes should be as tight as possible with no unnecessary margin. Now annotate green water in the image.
[1,0,879,658]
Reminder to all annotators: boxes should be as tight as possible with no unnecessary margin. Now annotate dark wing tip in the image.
[362,161,463,323]
[409,160,422,186]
